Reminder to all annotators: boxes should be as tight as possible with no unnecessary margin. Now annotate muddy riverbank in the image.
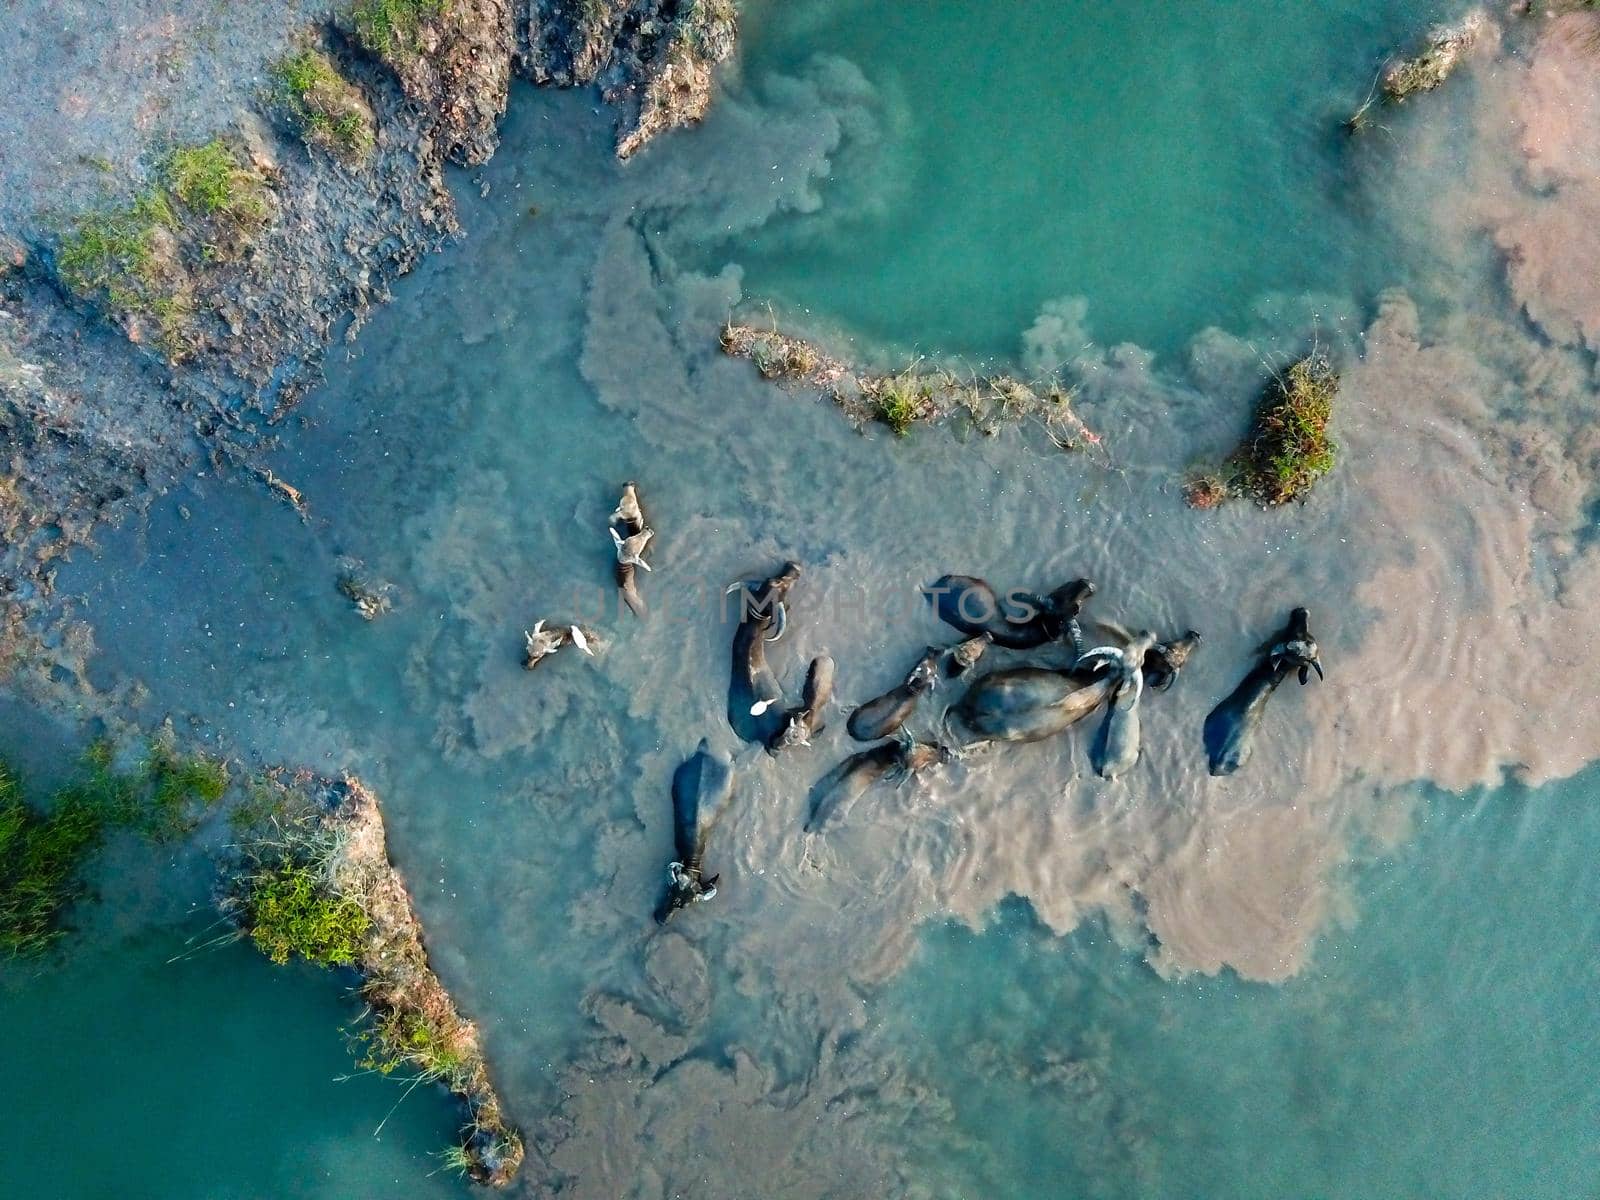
[0,1,738,688]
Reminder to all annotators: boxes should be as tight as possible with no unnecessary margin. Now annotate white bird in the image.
[611,526,654,570]
[524,620,565,668]
[610,482,644,528]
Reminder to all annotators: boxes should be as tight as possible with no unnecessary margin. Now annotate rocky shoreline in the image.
[0,0,739,686]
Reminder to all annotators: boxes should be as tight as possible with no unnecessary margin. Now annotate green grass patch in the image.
[864,372,934,437]
[276,47,334,97]
[165,140,267,226]
[357,1009,470,1084]
[58,138,269,357]
[0,737,231,957]
[352,0,447,60]
[167,142,238,213]
[56,190,174,311]
[1237,353,1339,505]
[434,1144,475,1177]
[271,49,375,162]
[0,761,115,958]
[1185,352,1340,510]
[243,861,371,967]
[231,784,370,970]
[143,737,230,840]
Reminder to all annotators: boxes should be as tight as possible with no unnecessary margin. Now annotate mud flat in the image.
[0,5,740,1183]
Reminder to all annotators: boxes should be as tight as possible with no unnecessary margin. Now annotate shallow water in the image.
[0,930,469,1200]
[877,775,1600,1199]
[6,2,1600,1196]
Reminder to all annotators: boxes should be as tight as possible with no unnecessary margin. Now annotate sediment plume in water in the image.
[1330,10,1600,793]
[31,20,1600,1196]
[1493,11,1600,353]
[397,12,1600,1010]
[503,49,1600,1174]
[562,14,1600,1000]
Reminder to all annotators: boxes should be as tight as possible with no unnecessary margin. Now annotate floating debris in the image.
[336,558,394,620]
[256,466,308,517]
[1182,473,1231,510]
[719,322,1100,449]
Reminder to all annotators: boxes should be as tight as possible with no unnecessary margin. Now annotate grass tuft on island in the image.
[228,773,524,1187]
[271,48,376,164]
[1346,11,1486,131]
[863,372,934,438]
[720,321,1101,449]
[1187,352,1340,509]
[0,737,230,958]
[246,862,372,966]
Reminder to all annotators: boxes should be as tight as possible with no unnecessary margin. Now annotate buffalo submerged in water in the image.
[947,666,1116,745]
[1204,608,1323,776]
[767,654,835,755]
[927,575,1095,651]
[657,738,736,922]
[1076,629,1159,780]
[804,738,947,833]
[846,646,940,741]
[727,561,802,746]
[947,630,1200,751]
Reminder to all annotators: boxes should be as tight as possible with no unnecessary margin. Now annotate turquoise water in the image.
[5,1,1600,1197]
[711,0,1455,357]
[0,930,468,1199]
[878,777,1600,1198]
